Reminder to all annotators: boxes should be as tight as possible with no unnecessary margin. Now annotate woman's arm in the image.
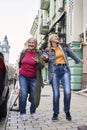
[66,44,83,64]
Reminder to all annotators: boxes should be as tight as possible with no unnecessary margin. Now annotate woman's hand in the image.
[81,59,84,64]
[40,55,48,61]
[32,57,39,63]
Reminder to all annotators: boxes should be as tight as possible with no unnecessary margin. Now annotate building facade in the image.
[30,0,87,90]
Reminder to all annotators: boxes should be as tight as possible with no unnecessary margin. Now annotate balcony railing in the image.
[40,19,49,35]
[40,0,50,10]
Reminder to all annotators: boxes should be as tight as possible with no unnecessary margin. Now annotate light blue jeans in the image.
[19,75,36,115]
[51,64,71,115]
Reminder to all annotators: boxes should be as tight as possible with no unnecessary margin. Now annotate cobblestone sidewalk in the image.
[3,85,87,130]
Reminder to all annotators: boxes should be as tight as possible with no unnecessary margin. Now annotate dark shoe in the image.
[66,112,72,121]
[52,113,58,121]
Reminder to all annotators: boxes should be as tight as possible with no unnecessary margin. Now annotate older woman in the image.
[18,37,44,121]
[42,34,83,121]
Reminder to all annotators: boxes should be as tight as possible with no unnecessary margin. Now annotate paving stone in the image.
[78,125,87,130]
[67,128,78,130]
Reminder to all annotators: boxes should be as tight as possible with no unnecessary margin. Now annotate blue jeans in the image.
[51,64,71,115]
[19,75,36,115]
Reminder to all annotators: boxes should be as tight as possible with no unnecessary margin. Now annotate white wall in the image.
[67,0,83,43]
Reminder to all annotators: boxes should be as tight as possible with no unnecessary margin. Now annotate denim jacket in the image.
[43,43,82,83]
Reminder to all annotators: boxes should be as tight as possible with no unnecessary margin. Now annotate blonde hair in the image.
[48,34,58,45]
[48,34,59,55]
[27,37,37,44]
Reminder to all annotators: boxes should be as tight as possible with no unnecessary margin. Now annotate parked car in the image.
[0,52,9,120]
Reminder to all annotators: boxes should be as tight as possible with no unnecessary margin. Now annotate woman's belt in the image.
[57,64,66,66]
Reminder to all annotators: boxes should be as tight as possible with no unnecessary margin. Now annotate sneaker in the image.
[52,113,58,121]
[65,112,72,121]
[31,113,39,120]
[20,114,28,121]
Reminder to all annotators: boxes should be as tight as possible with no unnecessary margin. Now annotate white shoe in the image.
[31,113,39,120]
[20,114,28,121]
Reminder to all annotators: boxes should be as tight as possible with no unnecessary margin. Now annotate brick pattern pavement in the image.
[3,85,87,130]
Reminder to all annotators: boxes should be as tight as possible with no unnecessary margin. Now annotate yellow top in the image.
[53,46,66,64]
